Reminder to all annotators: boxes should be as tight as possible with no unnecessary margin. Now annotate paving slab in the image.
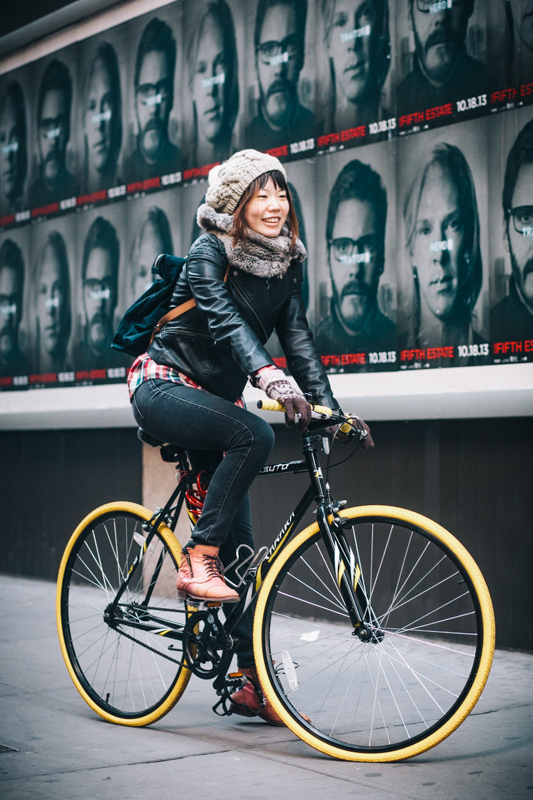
[0,574,532,800]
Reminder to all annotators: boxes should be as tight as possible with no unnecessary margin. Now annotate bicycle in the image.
[56,401,495,762]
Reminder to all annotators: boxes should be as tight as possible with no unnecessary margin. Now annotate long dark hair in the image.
[232,170,299,245]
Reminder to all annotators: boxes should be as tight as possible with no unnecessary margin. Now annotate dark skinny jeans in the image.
[131,378,275,667]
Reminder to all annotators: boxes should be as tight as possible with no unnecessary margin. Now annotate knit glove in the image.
[255,367,312,432]
[326,414,374,449]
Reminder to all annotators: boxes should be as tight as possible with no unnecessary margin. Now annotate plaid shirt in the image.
[127,353,244,408]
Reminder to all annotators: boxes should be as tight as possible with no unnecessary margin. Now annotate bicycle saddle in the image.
[137,428,186,464]
[137,427,164,447]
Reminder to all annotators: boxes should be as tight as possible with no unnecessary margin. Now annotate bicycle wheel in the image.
[254,505,495,761]
[57,502,192,726]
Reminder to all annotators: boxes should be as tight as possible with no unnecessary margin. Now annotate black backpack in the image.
[112,253,188,358]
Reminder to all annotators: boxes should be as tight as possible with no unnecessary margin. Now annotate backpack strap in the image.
[150,262,231,345]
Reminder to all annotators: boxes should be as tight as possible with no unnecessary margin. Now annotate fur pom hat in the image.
[205,149,287,214]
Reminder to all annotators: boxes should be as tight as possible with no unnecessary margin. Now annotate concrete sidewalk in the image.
[0,574,532,800]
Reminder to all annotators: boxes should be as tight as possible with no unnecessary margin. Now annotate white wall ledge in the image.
[0,363,531,430]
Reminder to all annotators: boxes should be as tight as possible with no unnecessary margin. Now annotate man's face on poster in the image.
[0,91,24,204]
[192,13,227,143]
[329,196,383,332]
[135,49,173,163]
[85,55,117,174]
[507,161,533,313]
[411,163,465,320]
[38,87,69,188]
[509,0,533,52]
[328,0,378,105]
[131,218,164,299]
[83,245,117,352]
[410,0,472,86]
[0,263,22,361]
[37,240,69,357]
[256,1,301,129]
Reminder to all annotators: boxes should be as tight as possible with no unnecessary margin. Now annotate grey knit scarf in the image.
[196,203,306,279]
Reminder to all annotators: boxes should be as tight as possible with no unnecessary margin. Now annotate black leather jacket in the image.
[148,233,337,406]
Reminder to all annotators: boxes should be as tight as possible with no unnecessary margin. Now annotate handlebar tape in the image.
[256,398,354,435]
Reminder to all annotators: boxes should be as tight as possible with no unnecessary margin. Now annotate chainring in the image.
[183,609,230,679]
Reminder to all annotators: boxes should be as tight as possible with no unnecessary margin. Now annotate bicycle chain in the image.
[113,612,185,666]
[111,602,216,667]
[114,623,184,665]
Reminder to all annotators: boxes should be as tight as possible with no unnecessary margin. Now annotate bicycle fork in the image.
[304,438,383,643]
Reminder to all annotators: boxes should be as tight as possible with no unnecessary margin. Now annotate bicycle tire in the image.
[253,505,495,761]
[57,501,192,726]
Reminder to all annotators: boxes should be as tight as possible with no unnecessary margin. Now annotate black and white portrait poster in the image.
[121,4,183,186]
[180,0,245,174]
[396,0,489,135]
[71,202,130,380]
[0,63,34,224]
[397,117,490,369]
[28,213,77,384]
[124,186,183,309]
[312,139,397,372]
[316,0,396,152]
[243,0,317,157]
[0,225,32,384]
[27,44,80,213]
[76,24,130,201]
[488,0,533,111]
[488,105,533,363]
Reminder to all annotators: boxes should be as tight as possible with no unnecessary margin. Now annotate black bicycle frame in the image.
[109,429,366,656]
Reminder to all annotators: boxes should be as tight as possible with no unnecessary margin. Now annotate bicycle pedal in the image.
[182,598,222,610]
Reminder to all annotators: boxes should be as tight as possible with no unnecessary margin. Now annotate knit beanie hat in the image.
[205,149,287,215]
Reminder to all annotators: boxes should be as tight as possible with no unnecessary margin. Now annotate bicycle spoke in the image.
[278,590,350,618]
[285,568,347,611]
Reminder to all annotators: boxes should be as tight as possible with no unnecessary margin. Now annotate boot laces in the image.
[202,553,225,579]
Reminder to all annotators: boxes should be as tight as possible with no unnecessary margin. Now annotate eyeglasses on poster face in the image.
[256,34,300,65]
[415,0,460,13]
[329,236,378,264]
[136,80,172,106]
[39,117,68,140]
[508,206,533,237]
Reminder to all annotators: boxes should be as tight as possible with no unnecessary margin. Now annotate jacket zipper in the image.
[164,325,212,339]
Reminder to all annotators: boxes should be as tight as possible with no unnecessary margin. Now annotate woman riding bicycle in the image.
[127,148,373,723]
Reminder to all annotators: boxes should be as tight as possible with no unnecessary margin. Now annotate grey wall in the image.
[0,427,142,579]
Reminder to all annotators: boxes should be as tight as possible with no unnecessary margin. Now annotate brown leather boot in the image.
[176,545,239,603]
[229,667,285,726]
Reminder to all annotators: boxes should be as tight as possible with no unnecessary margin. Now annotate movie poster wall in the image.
[1,0,533,390]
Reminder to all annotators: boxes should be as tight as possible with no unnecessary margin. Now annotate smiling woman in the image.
[127,149,371,723]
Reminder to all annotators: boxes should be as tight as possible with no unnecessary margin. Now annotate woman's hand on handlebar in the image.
[254,366,312,432]
[327,414,374,449]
